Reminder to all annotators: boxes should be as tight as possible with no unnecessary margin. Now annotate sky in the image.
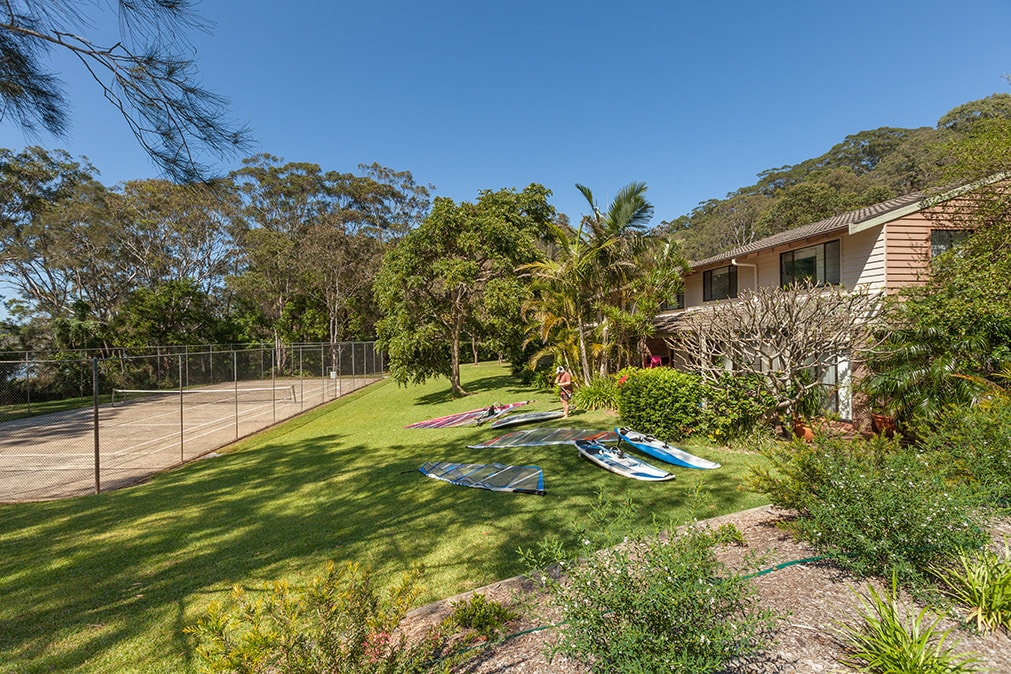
[2,0,1011,226]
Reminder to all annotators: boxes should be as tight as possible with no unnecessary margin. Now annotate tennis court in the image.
[0,342,385,502]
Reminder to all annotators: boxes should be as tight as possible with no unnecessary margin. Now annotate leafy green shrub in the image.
[571,375,620,410]
[914,399,1011,512]
[617,368,776,442]
[698,372,777,442]
[187,561,456,674]
[749,434,987,584]
[520,494,777,673]
[448,592,519,640]
[930,541,1011,632]
[836,574,982,673]
[617,368,707,441]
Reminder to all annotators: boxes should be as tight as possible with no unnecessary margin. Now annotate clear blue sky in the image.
[1,0,1010,225]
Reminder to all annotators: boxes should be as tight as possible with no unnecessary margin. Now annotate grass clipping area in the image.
[0,362,769,674]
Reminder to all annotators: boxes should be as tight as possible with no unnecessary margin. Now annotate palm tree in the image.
[521,183,687,382]
[575,182,655,375]
[520,220,609,384]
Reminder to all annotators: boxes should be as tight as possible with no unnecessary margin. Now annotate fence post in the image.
[93,358,101,494]
[24,353,31,416]
[179,355,184,462]
[233,350,239,439]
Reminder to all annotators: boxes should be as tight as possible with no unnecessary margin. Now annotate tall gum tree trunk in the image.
[450,327,468,397]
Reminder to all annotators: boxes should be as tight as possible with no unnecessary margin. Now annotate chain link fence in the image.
[0,342,385,502]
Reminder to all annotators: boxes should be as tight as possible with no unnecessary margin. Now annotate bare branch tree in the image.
[0,1,251,182]
[666,282,884,419]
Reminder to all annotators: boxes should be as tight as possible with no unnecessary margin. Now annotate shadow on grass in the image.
[413,373,535,406]
[0,363,769,674]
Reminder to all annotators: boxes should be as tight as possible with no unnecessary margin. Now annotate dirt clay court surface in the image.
[0,376,380,502]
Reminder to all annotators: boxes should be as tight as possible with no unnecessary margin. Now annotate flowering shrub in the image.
[750,434,987,585]
[913,399,1011,514]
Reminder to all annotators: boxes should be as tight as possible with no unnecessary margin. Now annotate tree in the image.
[521,219,602,383]
[523,183,685,383]
[861,109,1011,420]
[108,179,240,295]
[0,0,250,182]
[376,186,553,396]
[936,93,1011,133]
[112,278,227,347]
[229,155,430,355]
[1,149,246,352]
[0,147,113,328]
[668,282,883,421]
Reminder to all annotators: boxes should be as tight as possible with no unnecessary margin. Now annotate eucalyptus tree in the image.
[0,0,251,182]
[229,155,431,352]
[376,185,553,397]
[108,179,241,295]
[0,147,111,334]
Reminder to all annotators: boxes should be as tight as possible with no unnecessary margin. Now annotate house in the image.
[647,188,975,425]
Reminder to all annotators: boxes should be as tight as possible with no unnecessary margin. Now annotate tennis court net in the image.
[111,385,297,406]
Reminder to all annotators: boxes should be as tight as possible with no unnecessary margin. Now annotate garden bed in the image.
[404,505,1011,673]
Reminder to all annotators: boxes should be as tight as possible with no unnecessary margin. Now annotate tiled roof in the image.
[652,312,684,333]
[689,191,925,269]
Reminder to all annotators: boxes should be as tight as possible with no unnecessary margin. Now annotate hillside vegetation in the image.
[661,92,1011,260]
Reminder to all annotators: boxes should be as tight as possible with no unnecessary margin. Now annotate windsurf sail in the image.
[489,409,565,429]
[418,461,545,495]
[405,401,530,429]
[467,427,617,448]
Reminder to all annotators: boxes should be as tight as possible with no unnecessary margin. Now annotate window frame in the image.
[702,265,738,302]
[780,239,841,287]
[660,291,685,311]
[930,229,971,258]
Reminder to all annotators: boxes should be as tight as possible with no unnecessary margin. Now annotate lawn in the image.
[0,362,770,674]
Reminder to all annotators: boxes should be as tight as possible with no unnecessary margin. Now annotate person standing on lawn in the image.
[554,365,573,418]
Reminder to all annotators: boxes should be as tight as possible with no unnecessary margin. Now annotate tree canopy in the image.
[662,93,1011,261]
[0,0,251,182]
[0,148,429,357]
[375,185,554,396]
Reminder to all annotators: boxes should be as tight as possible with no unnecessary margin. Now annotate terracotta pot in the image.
[871,413,896,437]
[792,418,814,442]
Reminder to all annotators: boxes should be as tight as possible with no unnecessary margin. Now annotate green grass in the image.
[0,362,770,674]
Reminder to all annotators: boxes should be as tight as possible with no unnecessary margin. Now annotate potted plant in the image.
[791,416,815,442]
[870,407,897,437]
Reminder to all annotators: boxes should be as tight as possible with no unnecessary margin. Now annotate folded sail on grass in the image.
[419,462,545,495]
[467,427,617,448]
[405,401,530,428]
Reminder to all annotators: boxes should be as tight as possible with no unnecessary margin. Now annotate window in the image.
[780,240,840,287]
[930,229,970,258]
[660,291,685,311]
[703,265,737,301]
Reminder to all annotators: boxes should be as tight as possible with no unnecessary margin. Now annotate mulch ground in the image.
[401,505,1011,673]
